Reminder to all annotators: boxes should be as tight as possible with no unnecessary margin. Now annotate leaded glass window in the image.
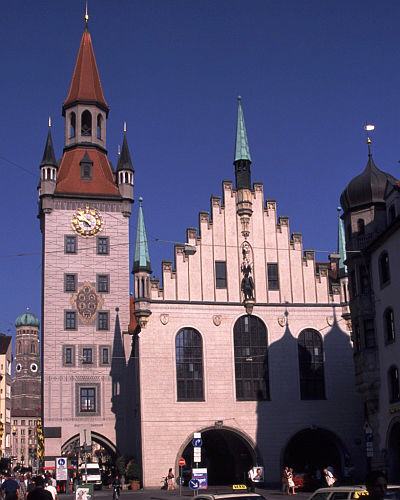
[234,315,270,401]
[298,329,325,400]
[176,328,204,401]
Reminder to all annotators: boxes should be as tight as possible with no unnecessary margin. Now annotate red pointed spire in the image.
[63,28,108,114]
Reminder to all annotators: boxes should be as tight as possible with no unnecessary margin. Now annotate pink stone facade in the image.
[138,181,364,486]
[42,201,131,461]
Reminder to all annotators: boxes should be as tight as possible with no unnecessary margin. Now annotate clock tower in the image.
[39,17,134,463]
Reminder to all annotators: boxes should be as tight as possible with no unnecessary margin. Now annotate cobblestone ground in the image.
[60,487,310,500]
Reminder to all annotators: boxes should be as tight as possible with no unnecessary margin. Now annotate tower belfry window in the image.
[70,112,76,138]
[81,110,92,137]
[80,153,93,180]
[97,114,103,140]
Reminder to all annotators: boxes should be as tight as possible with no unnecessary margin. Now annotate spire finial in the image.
[84,1,89,27]
[123,121,127,133]
[364,122,375,158]
[139,196,143,206]
[48,116,52,128]
[117,144,121,156]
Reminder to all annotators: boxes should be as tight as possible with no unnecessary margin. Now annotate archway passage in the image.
[283,429,344,477]
[62,432,117,480]
[388,422,400,482]
[181,429,255,485]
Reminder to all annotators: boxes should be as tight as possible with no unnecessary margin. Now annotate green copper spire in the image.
[235,96,252,162]
[337,208,347,275]
[133,197,151,273]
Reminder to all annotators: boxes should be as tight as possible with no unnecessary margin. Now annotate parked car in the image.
[307,486,400,500]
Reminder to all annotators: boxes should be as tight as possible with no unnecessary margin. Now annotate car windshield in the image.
[80,469,99,475]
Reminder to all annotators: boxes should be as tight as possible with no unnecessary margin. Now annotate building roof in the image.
[234,97,251,162]
[340,155,398,212]
[40,129,58,168]
[15,312,39,328]
[133,198,151,273]
[116,133,134,172]
[0,335,12,355]
[55,147,120,197]
[63,28,108,113]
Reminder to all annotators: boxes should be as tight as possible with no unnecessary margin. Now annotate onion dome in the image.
[15,312,40,328]
[340,156,398,212]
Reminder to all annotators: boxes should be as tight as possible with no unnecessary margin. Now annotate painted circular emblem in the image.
[71,206,103,237]
[75,283,100,323]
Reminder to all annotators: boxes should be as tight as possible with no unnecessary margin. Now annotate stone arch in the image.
[176,425,258,485]
[282,427,348,477]
[385,417,400,482]
[61,431,118,459]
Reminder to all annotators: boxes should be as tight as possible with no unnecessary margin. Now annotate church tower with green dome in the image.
[11,310,41,468]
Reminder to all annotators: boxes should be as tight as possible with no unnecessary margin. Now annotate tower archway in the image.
[61,432,118,472]
[178,427,256,485]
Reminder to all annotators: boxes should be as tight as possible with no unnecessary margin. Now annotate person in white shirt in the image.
[45,480,57,500]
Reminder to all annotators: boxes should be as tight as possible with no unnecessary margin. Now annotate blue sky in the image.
[1,0,400,335]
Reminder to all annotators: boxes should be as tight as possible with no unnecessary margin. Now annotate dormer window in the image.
[81,110,92,137]
[80,152,93,180]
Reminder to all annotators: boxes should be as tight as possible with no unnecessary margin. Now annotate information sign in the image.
[56,457,68,481]
[192,438,203,447]
[192,468,208,490]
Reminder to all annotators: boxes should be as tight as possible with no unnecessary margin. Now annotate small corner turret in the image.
[39,118,58,213]
[234,97,253,238]
[132,197,152,328]
[117,123,134,212]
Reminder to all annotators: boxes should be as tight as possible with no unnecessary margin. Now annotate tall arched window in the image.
[388,366,400,403]
[17,341,21,354]
[81,110,92,137]
[30,342,35,354]
[234,315,270,401]
[384,308,396,344]
[175,328,204,401]
[97,114,103,140]
[298,329,325,400]
[69,112,76,138]
[379,251,390,286]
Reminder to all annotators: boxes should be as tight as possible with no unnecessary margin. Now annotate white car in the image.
[308,486,400,500]
[79,463,103,490]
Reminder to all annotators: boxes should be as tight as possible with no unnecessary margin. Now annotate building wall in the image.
[139,183,363,486]
[0,343,13,457]
[11,418,39,468]
[42,200,131,461]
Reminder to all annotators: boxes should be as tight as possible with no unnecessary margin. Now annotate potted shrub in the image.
[126,459,141,491]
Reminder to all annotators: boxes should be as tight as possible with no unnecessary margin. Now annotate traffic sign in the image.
[192,438,203,447]
[178,457,186,467]
[189,479,200,490]
[56,457,68,481]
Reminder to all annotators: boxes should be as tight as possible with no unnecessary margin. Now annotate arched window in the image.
[298,329,325,400]
[357,218,365,235]
[234,315,270,401]
[17,342,21,354]
[97,114,103,140]
[384,308,396,344]
[81,110,92,137]
[379,251,390,286]
[69,112,76,138]
[175,328,204,401]
[388,366,400,403]
[30,342,35,354]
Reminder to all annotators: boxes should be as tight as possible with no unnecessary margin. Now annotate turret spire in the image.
[234,97,252,190]
[133,198,151,273]
[235,96,252,162]
[84,1,89,28]
[40,127,57,168]
[337,207,347,276]
[116,130,134,172]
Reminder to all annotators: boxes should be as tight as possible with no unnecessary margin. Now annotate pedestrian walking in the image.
[1,473,20,500]
[323,468,336,487]
[365,470,387,500]
[166,468,175,491]
[287,468,296,495]
[282,466,290,494]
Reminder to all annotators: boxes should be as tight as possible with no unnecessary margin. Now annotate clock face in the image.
[71,207,103,237]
